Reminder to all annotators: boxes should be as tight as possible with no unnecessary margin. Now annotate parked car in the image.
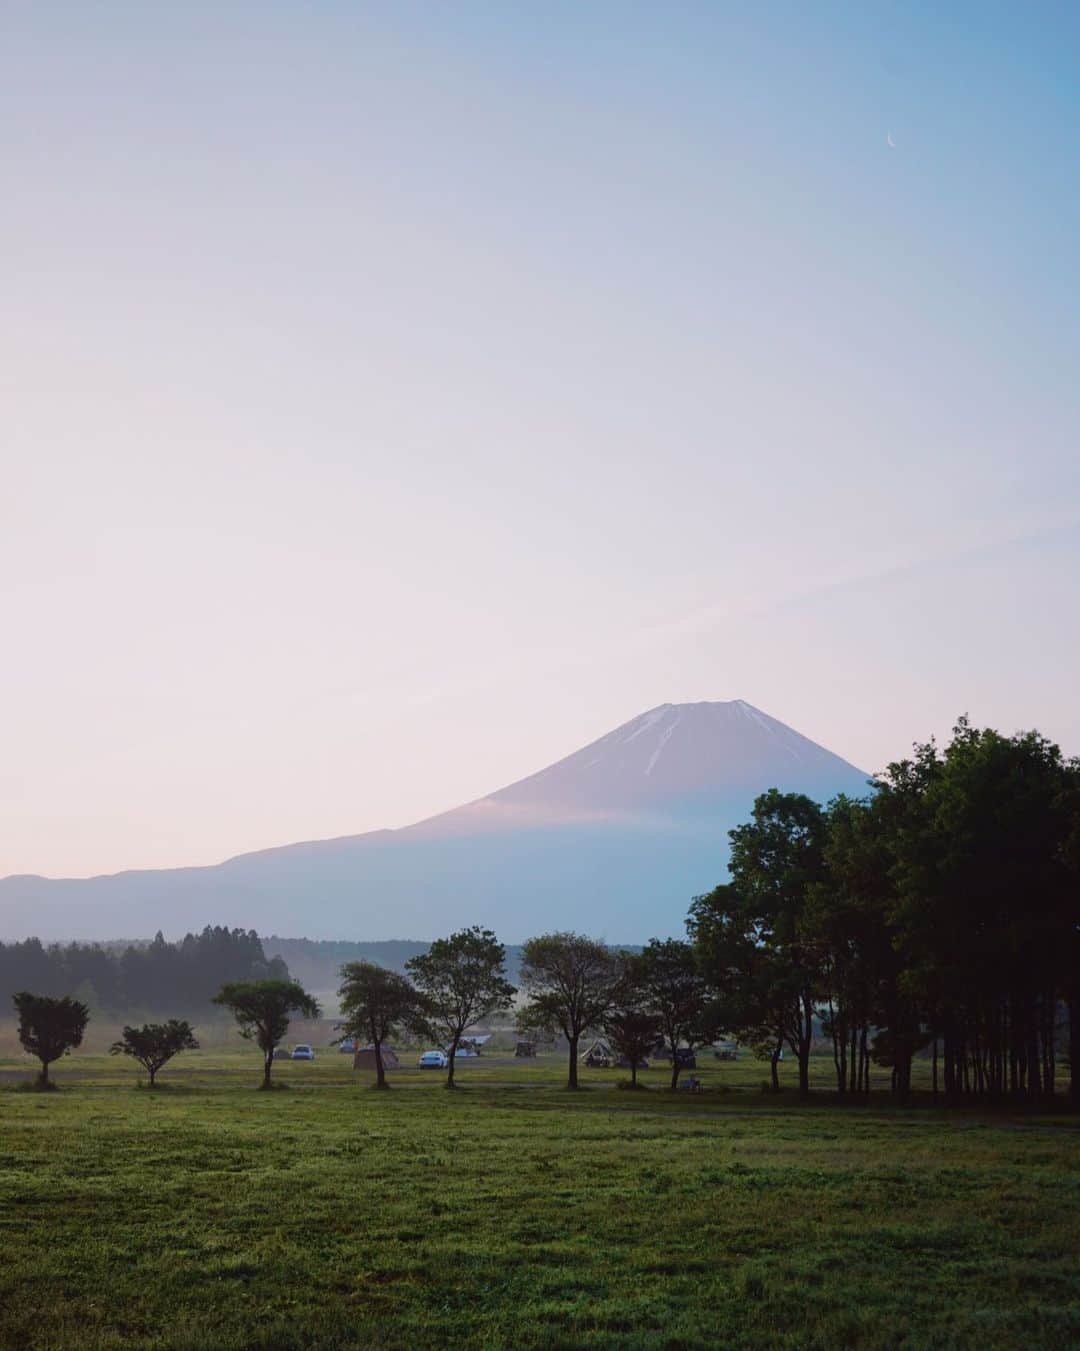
[291,1044,316,1061]
[273,1046,291,1060]
[418,1050,448,1069]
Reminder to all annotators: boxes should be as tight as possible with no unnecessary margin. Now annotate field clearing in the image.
[1,1046,1078,1349]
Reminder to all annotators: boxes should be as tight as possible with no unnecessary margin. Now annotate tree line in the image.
[693,717,1079,1105]
[0,927,289,1013]
[10,718,1078,1105]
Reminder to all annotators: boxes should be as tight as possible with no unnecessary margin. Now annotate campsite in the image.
[1,1038,1078,1349]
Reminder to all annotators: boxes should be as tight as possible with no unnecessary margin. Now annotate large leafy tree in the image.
[110,1020,199,1086]
[635,939,714,1091]
[887,720,1072,1103]
[337,962,423,1089]
[518,933,623,1089]
[807,794,900,1098]
[727,790,828,1098]
[213,979,320,1089]
[406,927,515,1088]
[689,884,781,1084]
[13,992,90,1088]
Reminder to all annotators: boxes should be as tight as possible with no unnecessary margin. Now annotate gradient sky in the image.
[2,2,1078,878]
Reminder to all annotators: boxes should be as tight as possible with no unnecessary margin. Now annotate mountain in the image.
[0,700,871,943]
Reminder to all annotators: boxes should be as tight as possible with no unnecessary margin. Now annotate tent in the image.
[353,1045,400,1072]
[581,1039,615,1068]
[455,1034,493,1058]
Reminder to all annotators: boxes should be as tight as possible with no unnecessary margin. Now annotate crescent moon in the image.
[886,133,897,149]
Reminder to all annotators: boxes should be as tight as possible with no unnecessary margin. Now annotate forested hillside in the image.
[0,927,288,1014]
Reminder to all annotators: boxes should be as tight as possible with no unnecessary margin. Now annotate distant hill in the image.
[0,700,871,943]
[260,938,538,996]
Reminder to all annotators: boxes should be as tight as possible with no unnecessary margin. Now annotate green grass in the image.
[1,1044,1078,1349]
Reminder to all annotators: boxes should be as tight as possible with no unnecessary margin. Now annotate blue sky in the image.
[1,2,1077,874]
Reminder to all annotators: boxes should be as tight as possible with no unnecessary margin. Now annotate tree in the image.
[13,992,90,1088]
[887,721,1072,1103]
[405,927,515,1088]
[213,979,320,1088]
[636,940,714,1091]
[1062,760,1080,1110]
[806,794,896,1098]
[109,1020,199,1086]
[0,926,289,1016]
[518,933,623,1089]
[603,1007,659,1089]
[337,962,423,1089]
[691,881,795,1093]
[727,790,828,1098]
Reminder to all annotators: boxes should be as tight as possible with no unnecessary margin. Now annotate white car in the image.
[291,1044,316,1061]
[418,1050,448,1069]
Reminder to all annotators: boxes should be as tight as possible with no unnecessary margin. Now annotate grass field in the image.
[1,1041,1078,1349]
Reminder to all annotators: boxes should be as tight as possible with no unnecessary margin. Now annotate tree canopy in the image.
[337,962,423,1089]
[13,992,90,1088]
[406,927,515,1087]
[213,979,320,1089]
[110,1020,200,1086]
[633,939,714,1091]
[693,719,1080,1105]
[518,933,624,1089]
[0,927,288,1014]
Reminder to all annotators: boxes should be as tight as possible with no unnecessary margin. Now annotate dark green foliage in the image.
[714,791,828,1097]
[633,939,715,1090]
[337,962,423,1088]
[694,718,1080,1106]
[602,1007,659,1088]
[109,1020,199,1085]
[0,926,288,1014]
[213,980,320,1088]
[518,933,624,1089]
[406,927,515,1087]
[12,991,90,1087]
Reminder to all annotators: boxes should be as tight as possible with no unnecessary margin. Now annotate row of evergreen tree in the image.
[0,927,288,1013]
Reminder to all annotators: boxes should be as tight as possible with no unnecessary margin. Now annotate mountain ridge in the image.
[0,699,871,942]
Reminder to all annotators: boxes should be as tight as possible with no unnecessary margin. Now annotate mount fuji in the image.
[0,701,871,943]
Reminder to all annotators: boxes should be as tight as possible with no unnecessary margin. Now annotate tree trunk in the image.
[797,994,813,1099]
[630,1061,638,1089]
[770,1039,781,1092]
[893,1044,912,1104]
[567,1035,579,1090]
[1069,991,1079,1110]
[829,998,844,1095]
[446,1039,457,1089]
[849,1026,858,1096]
[262,1050,273,1090]
[374,1038,387,1089]
[38,1060,49,1088]
[670,1055,681,1093]
[149,1065,157,1087]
